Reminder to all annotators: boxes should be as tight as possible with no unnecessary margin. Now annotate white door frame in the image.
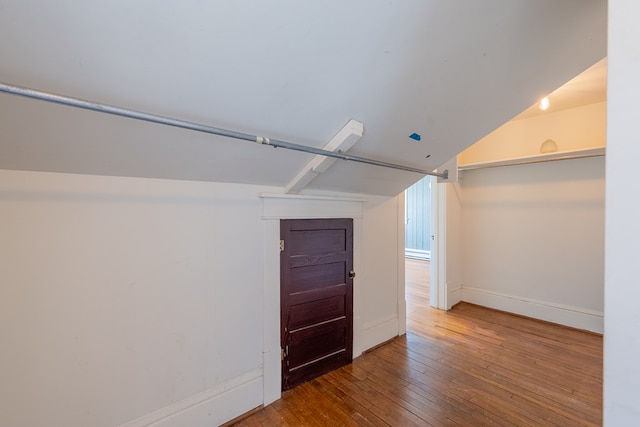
[430,176,448,310]
[402,176,447,312]
[261,194,364,406]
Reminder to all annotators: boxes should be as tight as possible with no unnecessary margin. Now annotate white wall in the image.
[0,169,404,426]
[0,170,272,426]
[359,195,406,347]
[459,157,605,333]
[605,0,640,423]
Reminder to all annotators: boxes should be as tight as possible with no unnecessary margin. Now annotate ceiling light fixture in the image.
[540,139,558,153]
[539,96,550,111]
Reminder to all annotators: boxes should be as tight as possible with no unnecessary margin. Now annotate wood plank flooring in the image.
[232,258,603,426]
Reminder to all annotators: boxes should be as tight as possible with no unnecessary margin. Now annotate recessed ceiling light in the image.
[539,96,550,111]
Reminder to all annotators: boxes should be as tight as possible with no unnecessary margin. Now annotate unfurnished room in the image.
[2,1,639,426]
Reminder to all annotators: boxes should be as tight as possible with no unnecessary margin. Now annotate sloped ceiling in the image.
[516,58,607,121]
[0,1,606,196]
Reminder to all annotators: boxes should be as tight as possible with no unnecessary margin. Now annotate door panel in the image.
[287,317,347,368]
[280,218,353,390]
[288,293,345,331]
[289,262,346,292]
[290,229,346,253]
[285,351,347,388]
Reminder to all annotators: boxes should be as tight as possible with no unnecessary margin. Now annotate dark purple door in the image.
[280,218,354,390]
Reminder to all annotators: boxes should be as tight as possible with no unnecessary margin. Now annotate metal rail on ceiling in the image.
[0,81,447,179]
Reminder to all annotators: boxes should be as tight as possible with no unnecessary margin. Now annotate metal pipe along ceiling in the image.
[0,82,447,179]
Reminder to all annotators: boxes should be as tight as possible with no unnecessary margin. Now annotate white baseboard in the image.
[118,369,263,427]
[353,316,363,357]
[397,300,407,335]
[448,286,462,309]
[461,286,603,334]
[262,349,281,406]
[405,249,430,260]
[361,315,399,352]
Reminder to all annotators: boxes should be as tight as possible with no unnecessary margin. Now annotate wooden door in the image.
[280,218,353,390]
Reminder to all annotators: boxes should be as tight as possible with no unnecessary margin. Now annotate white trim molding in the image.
[448,286,462,308]
[458,147,605,171]
[260,193,365,219]
[405,248,431,260]
[260,194,366,408]
[361,314,400,351]
[461,286,603,334]
[118,369,263,427]
[397,193,407,336]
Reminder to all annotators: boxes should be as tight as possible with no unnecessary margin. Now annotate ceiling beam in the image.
[285,119,364,194]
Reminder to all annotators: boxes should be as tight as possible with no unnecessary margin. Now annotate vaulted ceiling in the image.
[0,1,607,196]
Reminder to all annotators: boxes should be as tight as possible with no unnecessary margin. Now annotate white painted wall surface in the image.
[0,169,403,426]
[0,170,272,426]
[605,0,640,423]
[459,157,605,332]
[359,195,404,350]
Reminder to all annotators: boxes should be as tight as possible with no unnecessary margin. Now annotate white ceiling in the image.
[0,1,607,196]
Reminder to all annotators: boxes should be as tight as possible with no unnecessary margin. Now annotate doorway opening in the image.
[404,175,438,313]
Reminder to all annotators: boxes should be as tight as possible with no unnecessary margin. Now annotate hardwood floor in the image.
[232,259,603,426]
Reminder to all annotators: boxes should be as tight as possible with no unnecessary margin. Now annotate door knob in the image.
[349,270,356,279]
